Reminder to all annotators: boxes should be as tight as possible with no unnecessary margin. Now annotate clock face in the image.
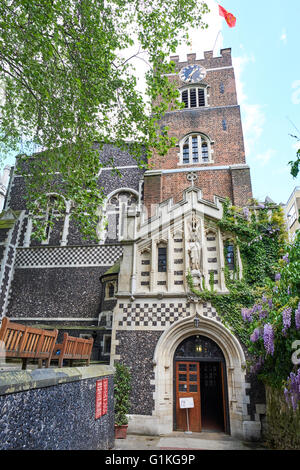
[179,65,207,83]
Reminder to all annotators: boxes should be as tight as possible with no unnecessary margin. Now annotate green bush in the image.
[114,362,131,426]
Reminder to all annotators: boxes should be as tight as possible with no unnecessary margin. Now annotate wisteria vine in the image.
[241,231,300,411]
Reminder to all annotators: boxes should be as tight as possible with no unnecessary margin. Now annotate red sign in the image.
[102,378,108,415]
[95,380,103,419]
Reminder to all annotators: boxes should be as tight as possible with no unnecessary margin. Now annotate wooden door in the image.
[175,361,201,432]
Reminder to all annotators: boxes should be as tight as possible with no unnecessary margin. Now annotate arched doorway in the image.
[174,335,229,433]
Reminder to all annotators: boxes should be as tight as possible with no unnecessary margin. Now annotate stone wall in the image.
[115,330,163,415]
[0,365,114,450]
[7,266,109,321]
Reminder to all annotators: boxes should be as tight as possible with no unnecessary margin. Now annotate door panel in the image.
[175,361,201,432]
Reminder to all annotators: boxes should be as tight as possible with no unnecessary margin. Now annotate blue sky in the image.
[2,0,300,206]
[175,0,300,205]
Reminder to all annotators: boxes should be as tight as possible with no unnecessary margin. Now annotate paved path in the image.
[113,431,266,451]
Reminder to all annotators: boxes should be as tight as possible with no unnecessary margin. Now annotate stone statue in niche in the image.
[187,214,203,289]
[188,233,202,271]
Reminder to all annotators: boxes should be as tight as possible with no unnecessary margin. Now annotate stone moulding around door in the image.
[150,313,250,439]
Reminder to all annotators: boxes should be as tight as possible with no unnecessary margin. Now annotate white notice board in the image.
[179,397,194,409]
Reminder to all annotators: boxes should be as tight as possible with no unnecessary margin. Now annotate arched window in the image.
[102,189,138,242]
[108,282,115,298]
[175,335,225,360]
[179,134,212,165]
[105,280,117,300]
[181,86,206,108]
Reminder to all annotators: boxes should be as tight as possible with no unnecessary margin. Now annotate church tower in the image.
[110,49,265,441]
[144,48,252,215]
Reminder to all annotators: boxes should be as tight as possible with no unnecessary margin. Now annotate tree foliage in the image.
[288,134,300,178]
[0,0,209,239]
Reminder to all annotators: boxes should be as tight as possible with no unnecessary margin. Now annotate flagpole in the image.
[212,30,222,54]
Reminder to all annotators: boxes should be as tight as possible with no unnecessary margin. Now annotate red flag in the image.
[218,4,236,28]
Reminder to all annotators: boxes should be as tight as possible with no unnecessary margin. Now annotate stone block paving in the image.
[113,432,267,451]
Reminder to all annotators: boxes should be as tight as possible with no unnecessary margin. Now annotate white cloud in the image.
[292,140,300,151]
[291,80,300,105]
[232,53,255,105]
[271,164,292,176]
[253,148,276,167]
[232,53,266,161]
[280,28,287,44]
[242,103,266,157]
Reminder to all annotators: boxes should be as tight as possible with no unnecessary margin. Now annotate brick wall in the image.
[144,48,252,210]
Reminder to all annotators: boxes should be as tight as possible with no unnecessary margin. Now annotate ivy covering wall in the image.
[188,198,300,448]
[188,198,288,344]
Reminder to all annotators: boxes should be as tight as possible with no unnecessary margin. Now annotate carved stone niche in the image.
[139,244,151,289]
[205,227,217,240]
[173,228,184,240]
[140,246,151,255]
[156,237,168,246]
[140,245,151,266]
[187,214,203,290]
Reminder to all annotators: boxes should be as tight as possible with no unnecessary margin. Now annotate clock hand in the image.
[187,68,195,81]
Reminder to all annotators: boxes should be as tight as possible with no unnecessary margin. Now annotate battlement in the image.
[170,48,232,71]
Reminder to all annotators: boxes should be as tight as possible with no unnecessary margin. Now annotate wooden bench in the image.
[0,317,58,370]
[51,333,93,368]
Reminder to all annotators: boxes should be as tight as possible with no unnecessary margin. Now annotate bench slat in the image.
[51,333,93,367]
[0,317,58,369]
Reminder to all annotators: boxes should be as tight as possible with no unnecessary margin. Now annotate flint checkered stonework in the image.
[15,245,123,268]
[117,301,221,330]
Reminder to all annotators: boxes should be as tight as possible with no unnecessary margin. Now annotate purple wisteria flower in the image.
[252,304,262,313]
[250,328,261,343]
[241,308,252,322]
[262,294,267,303]
[259,310,268,320]
[273,285,278,293]
[284,368,300,411]
[268,299,273,309]
[243,207,250,220]
[295,302,300,330]
[275,273,281,281]
[258,203,265,209]
[282,253,290,264]
[282,307,292,335]
[250,356,264,374]
[263,323,274,355]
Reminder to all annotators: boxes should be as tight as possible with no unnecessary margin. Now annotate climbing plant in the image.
[189,198,300,417]
[187,198,288,345]
[241,230,300,404]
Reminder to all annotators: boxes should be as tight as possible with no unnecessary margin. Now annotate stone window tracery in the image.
[179,134,212,165]
[102,190,138,242]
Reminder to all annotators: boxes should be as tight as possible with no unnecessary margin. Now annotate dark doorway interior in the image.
[200,362,224,432]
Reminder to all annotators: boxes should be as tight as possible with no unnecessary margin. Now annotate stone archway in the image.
[174,334,228,433]
[151,313,248,439]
